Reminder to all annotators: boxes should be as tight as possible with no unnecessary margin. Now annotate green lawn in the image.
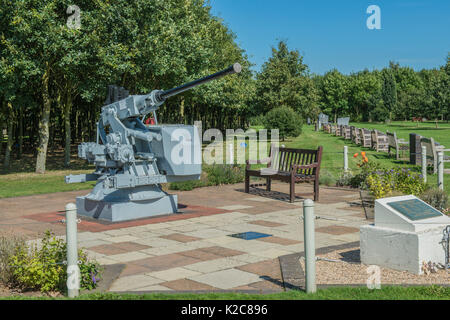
[2,286,449,300]
[283,122,450,194]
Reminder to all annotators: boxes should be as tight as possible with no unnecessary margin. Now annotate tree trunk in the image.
[35,65,51,174]
[3,103,14,170]
[17,107,23,159]
[64,92,72,167]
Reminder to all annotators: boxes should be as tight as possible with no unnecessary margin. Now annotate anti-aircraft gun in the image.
[66,63,242,222]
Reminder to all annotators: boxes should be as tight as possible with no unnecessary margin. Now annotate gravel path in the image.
[300,247,450,285]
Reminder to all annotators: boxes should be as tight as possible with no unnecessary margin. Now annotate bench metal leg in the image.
[266,178,271,191]
[314,179,319,202]
[245,174,250,193]
[290,180,295,203]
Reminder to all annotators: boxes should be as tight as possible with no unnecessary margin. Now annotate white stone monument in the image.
[360,195,450,275]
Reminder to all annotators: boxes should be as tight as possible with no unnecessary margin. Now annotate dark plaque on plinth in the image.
[409,133,422,165]
[387,199,443,221]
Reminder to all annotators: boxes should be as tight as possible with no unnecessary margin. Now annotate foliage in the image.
[0,234,26,285]
[319,170,336,186]
[336,171,354,187]
[420,188,449,212]
[169,164,244,191]
[263,106,302,141]
[254,41,318,120]
[365,168,426,199]
[8,231,101,293]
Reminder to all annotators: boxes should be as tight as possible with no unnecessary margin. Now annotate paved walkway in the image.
[0,182,367,292]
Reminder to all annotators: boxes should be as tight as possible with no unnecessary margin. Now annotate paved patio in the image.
[0,182,367,292]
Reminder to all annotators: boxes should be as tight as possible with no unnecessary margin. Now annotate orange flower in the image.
[353,153,359,158]
[363,157,369,163]
[361,152,366,157]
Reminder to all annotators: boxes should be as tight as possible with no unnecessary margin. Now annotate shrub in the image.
[365,168,426,199]
[420,188,448,212]
[204,164,245,186]
[336,171,354,187]
[319,170,336,186]
[263,106,302,141]
[8,231,102,293]
[0,234,26,286]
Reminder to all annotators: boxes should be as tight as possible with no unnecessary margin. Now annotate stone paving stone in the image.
[111,241,152,251]
[139,244,191,256]
[132,253,201,272]
[109,274,163,292]
[189,269,261,290]
[78,239,112,249]
[179,248,223,261]
[96,256,121,266]
[89,244,129,256]
[184,228,232,239]
[104,235,140,243]
[232,254,270,264]
[183,257,247,273]
[161,233,202,243]
[200,246,245,258]
[256,236,302,246]
[120,263,154,277]
[204,235,243,246]
[245,197,279,203]
[217,205,254,211]
[133,237,180,247]
[315,225,360,235]
[236,259,282,280]
[134,285,174,291]
[107,251,150,263]
[248,220,286,228]
[147,267,201,281]
[252,248,292,259]
[161,279,217,291]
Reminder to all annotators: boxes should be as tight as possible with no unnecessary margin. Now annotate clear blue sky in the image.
[209,0,450,75]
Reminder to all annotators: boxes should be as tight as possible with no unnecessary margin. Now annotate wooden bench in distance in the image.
[371,130,389,152]
[421,137,450,174]
[386,131,409,160]
[245,144,323,202]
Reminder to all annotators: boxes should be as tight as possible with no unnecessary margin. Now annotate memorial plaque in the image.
[387,199,443,221]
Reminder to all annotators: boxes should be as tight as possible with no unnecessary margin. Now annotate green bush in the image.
[168,165,245,191]
[0,234,26,286]
[365,168,426,199]
[336,171,354,187]
[263,106,303,141]
[420,188,448,212]
[319,170,336,186]
[8,231,102,293]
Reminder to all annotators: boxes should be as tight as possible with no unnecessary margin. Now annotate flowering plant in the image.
[366,168,426,199]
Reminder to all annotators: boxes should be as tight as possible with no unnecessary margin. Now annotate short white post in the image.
[229,143,234,164]
[344,146,348,172]
[303,199,316,294]
[421,146,427,183]
[65,203,80,298]
[438,151,444,191]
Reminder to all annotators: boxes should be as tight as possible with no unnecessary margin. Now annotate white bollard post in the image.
[65,203,80,298]
[438,151,444,191]
[303,199,316,294]
[344,146,348,172]
[421,146,427,183]
[229,143,234,165]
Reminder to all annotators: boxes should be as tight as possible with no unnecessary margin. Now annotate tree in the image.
[255,41,313,117]
[380,68,397,121]
[263,106,302,141]
[319,69,349,123]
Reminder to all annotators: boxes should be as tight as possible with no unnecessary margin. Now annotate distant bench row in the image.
[322,124,450,173]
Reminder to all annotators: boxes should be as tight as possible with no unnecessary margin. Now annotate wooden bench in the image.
[386,131,409,160]
[360,128,372,148]
[371,130,389,152]
[245,144,323,202]
[342,125,351,140]
[351,126,361,145]
[334,125,341,136]
[420,137,450,174]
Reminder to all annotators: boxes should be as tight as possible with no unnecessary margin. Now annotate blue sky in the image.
[208,0,450,75]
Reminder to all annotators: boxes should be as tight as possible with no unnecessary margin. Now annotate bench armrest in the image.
[246,158,271,169]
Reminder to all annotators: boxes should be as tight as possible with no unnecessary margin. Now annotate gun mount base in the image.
[76,192,178,222]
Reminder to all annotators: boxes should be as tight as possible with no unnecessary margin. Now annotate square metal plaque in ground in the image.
[229,232,272,240]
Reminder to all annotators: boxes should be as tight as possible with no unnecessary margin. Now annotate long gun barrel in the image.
[156,63,242,103]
